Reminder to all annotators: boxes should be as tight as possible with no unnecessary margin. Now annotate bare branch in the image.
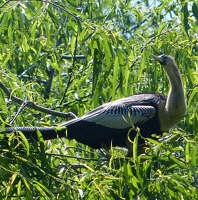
[0,0,10,9]
[60,34,79,105]
[0,82,76,119]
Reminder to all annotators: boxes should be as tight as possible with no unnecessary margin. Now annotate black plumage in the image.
[62,93,166,148]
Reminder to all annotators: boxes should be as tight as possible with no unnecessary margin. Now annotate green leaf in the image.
[146,138,162,146]
[192,3,198,21]
[112,56,119,100]
[31,20,38,41]
[169,156,189,169]
[18,131,30,156]
[71,34,77,56]
[67,0,79,7]
[133,133,138,160]
[22,178,32,197]
[188,86,198,107]
[92,14,107,21]
[17,180,22,196]
[6,173,17,196]
[185,141,190,163]
[34,180,55,198]
[36,130,47,167]
[2,53,11,67]
[8,19,13,47]
[182,2,190,36]
[190,146,197,168]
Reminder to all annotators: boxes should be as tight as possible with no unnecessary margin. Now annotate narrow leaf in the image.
[169,156,189,169]
[183,2,190,36]
[6,173,17,196]
[112,56,119,100]
[192,3,198,21]
[18,131,30,156]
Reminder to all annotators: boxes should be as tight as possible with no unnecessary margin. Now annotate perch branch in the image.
[0,82,76,119]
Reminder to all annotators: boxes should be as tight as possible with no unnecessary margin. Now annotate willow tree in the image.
[0,0,197,199]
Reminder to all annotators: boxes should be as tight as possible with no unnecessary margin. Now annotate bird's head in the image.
[152,54,175,67]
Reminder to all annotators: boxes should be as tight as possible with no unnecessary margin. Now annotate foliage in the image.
[0,0,197,199]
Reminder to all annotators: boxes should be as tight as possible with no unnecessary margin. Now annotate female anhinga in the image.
[3,55,186,156]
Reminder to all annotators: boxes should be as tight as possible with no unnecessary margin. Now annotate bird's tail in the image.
[1,117,81,141]
[1,125,68,141]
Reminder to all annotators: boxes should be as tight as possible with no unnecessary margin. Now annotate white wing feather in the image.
[84,105,156,129]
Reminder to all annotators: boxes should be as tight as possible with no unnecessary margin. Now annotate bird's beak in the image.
[152,55,163,63]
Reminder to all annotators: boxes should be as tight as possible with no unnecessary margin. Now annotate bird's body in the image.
[2,55,186,156]
[61,93,166,149]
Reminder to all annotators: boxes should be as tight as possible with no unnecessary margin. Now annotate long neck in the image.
[164,62,186,119]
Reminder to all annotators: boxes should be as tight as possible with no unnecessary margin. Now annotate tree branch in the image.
[0,81,76,119]
[60,34,79,105]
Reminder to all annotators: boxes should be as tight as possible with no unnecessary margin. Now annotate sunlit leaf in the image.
[169,156,189,169]
[18,131,30,156]
[6,173,17,196]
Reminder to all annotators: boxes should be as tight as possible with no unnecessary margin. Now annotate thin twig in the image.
[9,100,32,124]
[60,34,79,105]
[0,0,10,9]
[40,0,83,22]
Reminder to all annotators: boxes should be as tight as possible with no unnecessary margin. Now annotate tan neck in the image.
[164,63,186,120]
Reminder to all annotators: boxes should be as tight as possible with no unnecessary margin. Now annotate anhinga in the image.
[2,55,186,156]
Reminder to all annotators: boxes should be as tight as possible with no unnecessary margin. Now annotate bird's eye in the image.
[161,55,167,60]
[160,55,168,65]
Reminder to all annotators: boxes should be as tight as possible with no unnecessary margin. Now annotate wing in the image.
[81,104,156,129]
